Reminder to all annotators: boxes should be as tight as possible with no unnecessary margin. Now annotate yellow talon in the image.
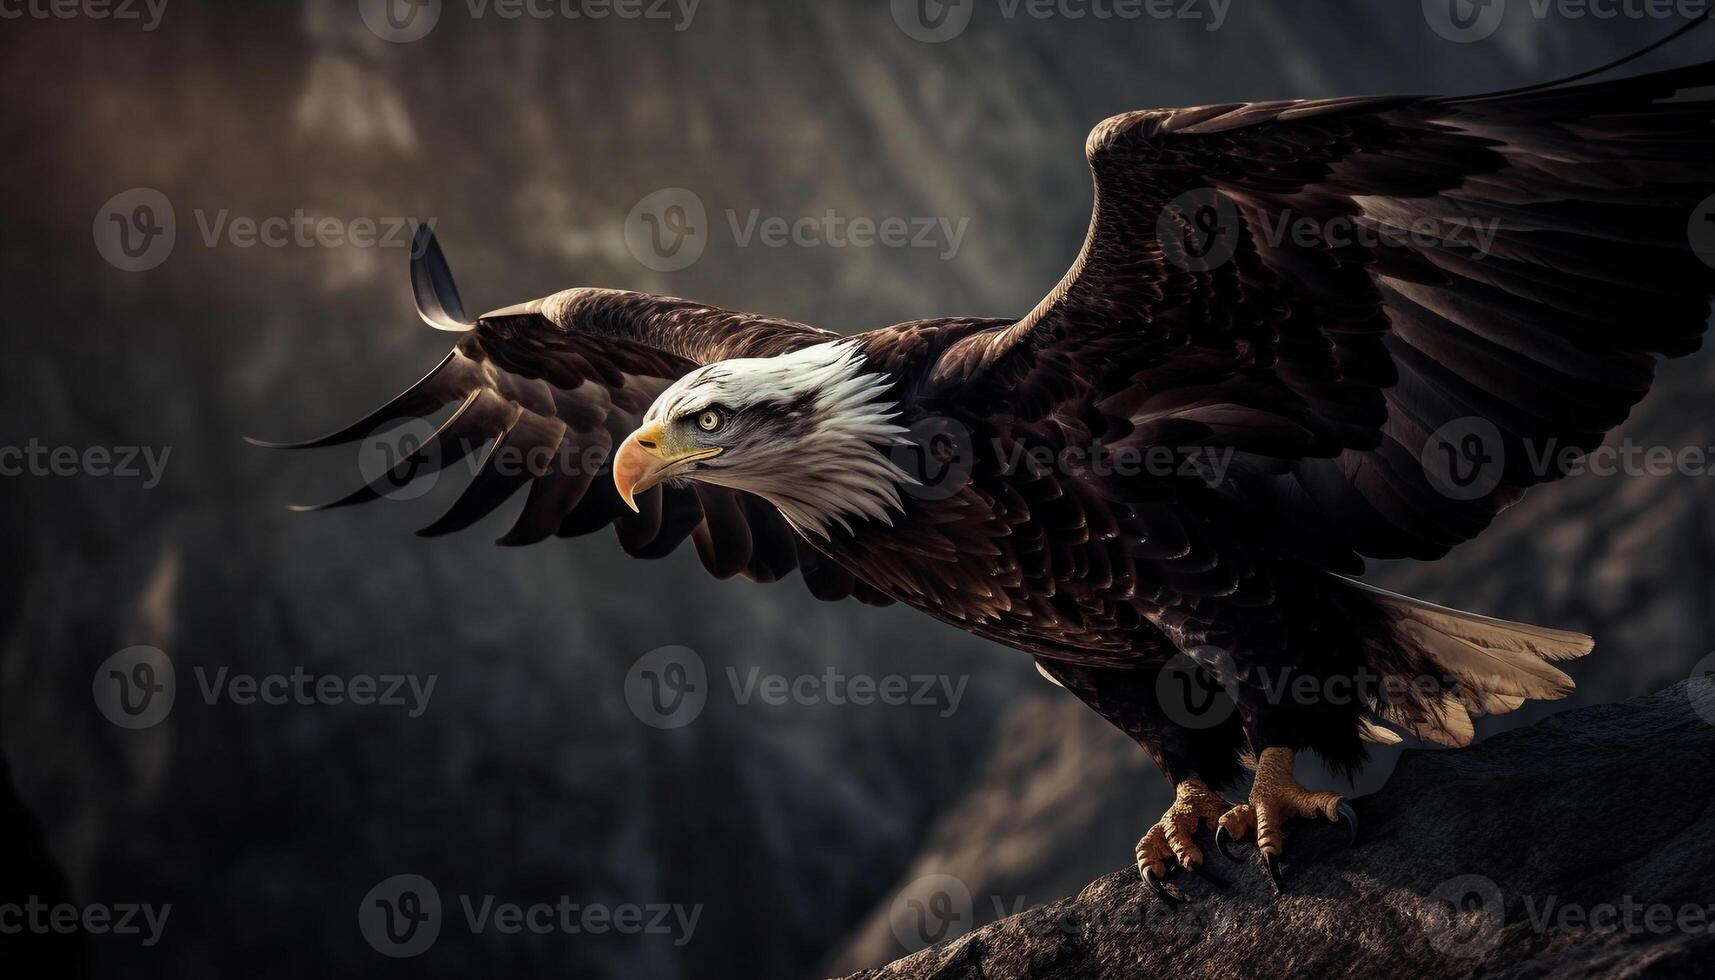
[1216,748,1356,891]
[1135,777,1233,876]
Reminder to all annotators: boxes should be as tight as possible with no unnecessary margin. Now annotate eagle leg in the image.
[1215,747,1357,893]
[1136,777,1234,904]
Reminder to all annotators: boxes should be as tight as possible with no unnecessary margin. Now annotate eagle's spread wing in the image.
[253,231,895,606]
[946,61,1715,571]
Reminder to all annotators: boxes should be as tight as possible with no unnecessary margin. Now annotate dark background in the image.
[2,1,1712,977]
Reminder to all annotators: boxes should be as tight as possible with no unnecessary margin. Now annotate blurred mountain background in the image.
[1,1,1710,977]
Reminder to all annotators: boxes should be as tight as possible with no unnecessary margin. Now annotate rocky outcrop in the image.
[841,683,1715,980]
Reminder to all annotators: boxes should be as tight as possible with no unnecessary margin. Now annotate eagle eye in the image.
[695,409,724,432]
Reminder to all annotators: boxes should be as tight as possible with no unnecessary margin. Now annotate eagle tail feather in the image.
[1338,575,1592,746]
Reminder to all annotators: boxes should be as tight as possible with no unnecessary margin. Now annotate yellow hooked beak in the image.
[612,421,724,512]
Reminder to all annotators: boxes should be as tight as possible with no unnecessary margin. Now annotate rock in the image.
[822,694,1173,976]
[839,682,1715,980]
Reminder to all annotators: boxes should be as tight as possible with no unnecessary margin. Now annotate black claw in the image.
[1262,852,1285,894]
[1143,866,1189,907]
[1184,861,1230,890]
[1335,801,1359,845]
[1215,825,1247,862]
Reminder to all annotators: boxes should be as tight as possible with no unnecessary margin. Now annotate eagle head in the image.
[612,340,915,536]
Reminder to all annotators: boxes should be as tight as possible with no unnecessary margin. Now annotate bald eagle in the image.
[258,55,1715,899]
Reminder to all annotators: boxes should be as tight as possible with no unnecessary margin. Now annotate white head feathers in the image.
[643,341,914,536]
